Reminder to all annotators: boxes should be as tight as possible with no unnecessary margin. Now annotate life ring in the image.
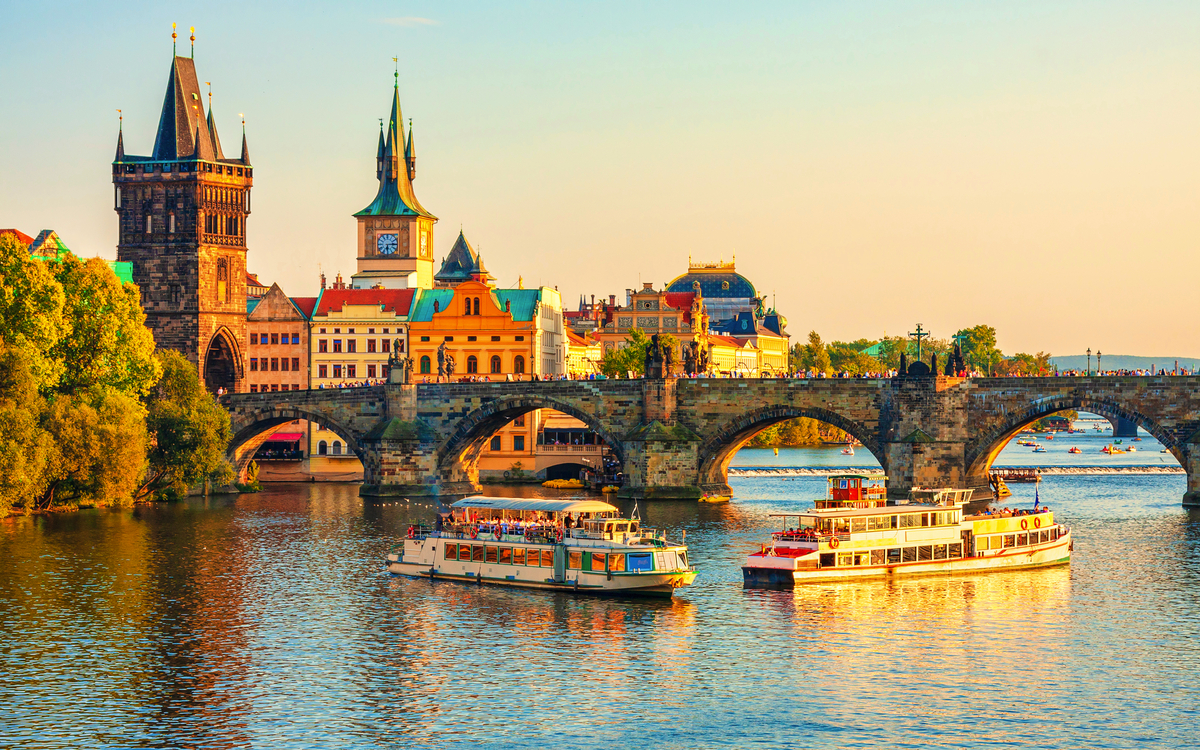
[556,528,564,543]
[407,525,414,539]
[1020,518,1029,531]
[829,536,840,549]
[495,528,503,541]
[470,528,478,540]
[1033,517,1042,529]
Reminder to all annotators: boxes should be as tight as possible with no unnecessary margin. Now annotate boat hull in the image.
[387,560,695,598]
[743,533,1071,588]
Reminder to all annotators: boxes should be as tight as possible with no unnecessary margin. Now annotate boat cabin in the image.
[906,488,973,506]
[816,473,888,509]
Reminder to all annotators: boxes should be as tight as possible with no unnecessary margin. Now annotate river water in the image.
[3,471,1200,748]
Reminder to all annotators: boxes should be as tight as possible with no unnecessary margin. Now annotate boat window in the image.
[1017,533,1029,547]
[568,551,582,569]
[871,549,886,565]
[1003,535,1015,548]
[458,544,471,560]
[1050,528,1058,541]
[900,514,919,528]
[604,523,614,536]
[976,536,990,552]
[445,543,456,559]
[819,553,835,568]
[949,543,962,557]
[933,545,947,560]
[867,516,891,531]
[853,553,868,566]
[526,549,540,567]
[887,548,901,564]
[610,554,626,572]
[628,553,652,572]
[541,550,553,566]
[499,547,513,564]
[917,545,932,561]
[513,548,526,565]
[1040,530,1050,544]
[902,547,917,563]
[837,553,853,567]
[591,553,607,571]
[630,521,639,534]
[472,545,485,562]
[614,522,629,534]
[678,551,688,568]
[921,513,931,527]
[851,518,867,533]
[486,546,498,563]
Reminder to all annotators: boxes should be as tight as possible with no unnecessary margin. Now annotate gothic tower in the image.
[114,47,251,393]
[351,73,437,289]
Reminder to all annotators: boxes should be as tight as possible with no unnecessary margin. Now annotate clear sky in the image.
[4,1,1199,356]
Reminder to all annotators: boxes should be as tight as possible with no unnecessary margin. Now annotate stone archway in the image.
[696,405,883,494]
[203,327,242,394]
[227,407,364,481]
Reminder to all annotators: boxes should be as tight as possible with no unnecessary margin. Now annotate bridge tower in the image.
[114,40,252,393]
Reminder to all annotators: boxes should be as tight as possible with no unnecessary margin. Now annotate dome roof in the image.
[665,262,756,299]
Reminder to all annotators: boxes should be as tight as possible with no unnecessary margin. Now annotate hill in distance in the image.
[1048,355,1200,373]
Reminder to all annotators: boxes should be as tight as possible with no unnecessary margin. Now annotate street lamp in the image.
[1087,348,1092,376]
[1097,350,1102,375]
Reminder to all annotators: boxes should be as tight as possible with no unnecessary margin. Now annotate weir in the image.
[221,375,1200,506]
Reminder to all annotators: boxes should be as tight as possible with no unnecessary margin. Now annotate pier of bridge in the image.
[221,375,1200,506]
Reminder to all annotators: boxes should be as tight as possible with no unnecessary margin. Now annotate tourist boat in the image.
[1068,447,1082,454]
[385,497,697,597]
[699,493,730,503]
[742,487,1071,587]
[819,473,888,508]
[1032,446,1047,453]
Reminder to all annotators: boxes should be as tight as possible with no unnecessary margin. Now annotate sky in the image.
[3,1,1199,357]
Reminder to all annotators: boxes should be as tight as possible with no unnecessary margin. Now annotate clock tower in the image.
[351,73,437,289]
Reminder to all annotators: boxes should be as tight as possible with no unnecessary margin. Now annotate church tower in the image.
[113,39,252,393]
[351,72,437,289]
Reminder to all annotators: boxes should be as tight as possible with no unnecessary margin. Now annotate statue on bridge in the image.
[437,341,448,382]
[445,354,456,379]
[644,334,665,379]
[683,341,697,376]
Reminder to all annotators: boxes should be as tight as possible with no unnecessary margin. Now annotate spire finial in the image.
[189,26,195,58]
[240,112,245,131]
[393,56,399,85]
[172,23,177,55]
[206,81,212,110]
[117,109,122,131]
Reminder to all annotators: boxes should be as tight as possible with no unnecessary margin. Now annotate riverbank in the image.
[729,465,1185,477]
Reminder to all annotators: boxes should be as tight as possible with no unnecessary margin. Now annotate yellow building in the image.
[308,284,413,387]
[566,330,603,378]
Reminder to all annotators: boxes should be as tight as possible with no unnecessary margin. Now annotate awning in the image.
[449,496,618,514]
[264,432,304,442]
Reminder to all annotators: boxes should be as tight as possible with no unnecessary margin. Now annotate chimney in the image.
[609,294,616,306]
[320,272,327,290]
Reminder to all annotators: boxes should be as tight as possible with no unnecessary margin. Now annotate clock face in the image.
[377,233,398,255]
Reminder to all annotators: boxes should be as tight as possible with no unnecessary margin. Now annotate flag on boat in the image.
[1034,485,1040,509]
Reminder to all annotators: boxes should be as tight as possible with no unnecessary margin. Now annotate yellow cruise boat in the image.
[742,487,1071,587]
[386,497,697,597]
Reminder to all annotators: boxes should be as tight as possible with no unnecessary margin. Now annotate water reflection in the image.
[1,476,1199,749]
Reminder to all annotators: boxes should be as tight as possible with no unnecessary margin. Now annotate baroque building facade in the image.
[113,49,252,392]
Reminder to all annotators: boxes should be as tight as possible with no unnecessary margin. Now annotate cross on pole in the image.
[909,324,930,362]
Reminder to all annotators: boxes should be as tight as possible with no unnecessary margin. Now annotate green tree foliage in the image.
[827,339,883,375]
[997,351,1053,377]
[0,346,52,515]
[746,417,840,447]
[134,350,234,501]
[793,331,832,375]
[955,325,1003,375]
[0,233,67,391]
[600,328,650,378]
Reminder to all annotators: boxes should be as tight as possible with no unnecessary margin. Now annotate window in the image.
[902,547,917,563]
[458,544,471,561]
[269,358,278,371]
[169,214,175,233]
[270,384,279,392]
[933,545,948,560]
[216,258,229,303]
[291,358,299,371]
[468,336,477,342]
[251,333,259,345]
[347,365,357,378]
[382,339,390,353]
[472,545,484,562]
[320,328,327,334]
[464,298,472,315]
[473,298,480,316]
[367,339,377,353]
[541,550,552,566]
[319,340,328,353]
[490,436,501,451]
[568,551,582,569]
[334,328,340,334]
[421,336,430,342]
[333,340,342,353]
[445,544,456,560]
[250,358,258,371]
[515,336,524,341]
[491,355,502,374]
[281,358,289,372]
[348,328,355,334]
[292,384,300,391]
[271,333,279,345]
[525,548,539,567]
[887,548,901,564]
[819,553,835,569]
[420,356,431,374]
[333,364,342,378]
[917,546,932,561]
[492,336,501,342]
[513,436,525,451]
[1018,533,1029,546]
[250,384,257,393]
[513,548,526,565]
[367,365,377,378]
[1003,535,1015,548]
[292,334,300,345]
[514,415,525,427]
[332,441,342,455]
[499,547,512,565]
[318,440,328,455]
[347,339,357,353]
[145,215,152,233]
[610,554,626,572]
[318,365,327,378]
[871,549,886,565]
[444,336,454,342]
[485,546,498,563]
[514,356,525,374]
[467,356,478,374]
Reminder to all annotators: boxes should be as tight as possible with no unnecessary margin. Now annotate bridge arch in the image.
[436,394,626,487]
[697,405,883,491]
[964,395,1183,480]
[227,406,364,480]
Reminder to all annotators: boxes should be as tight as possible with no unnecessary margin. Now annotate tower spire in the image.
[355,66,434,220]
[240,113,250,165]
[405,117,415,181]
[115,109,124,160]
[190,26,195,59]
[376,119,385,181]
[205,82,224,159]
[172,23,177,56]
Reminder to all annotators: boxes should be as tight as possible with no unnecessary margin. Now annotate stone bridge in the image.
[221,376,1200,505]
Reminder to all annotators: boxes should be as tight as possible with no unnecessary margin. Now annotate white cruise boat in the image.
[742,487,1071,587]
[386,497,697,597]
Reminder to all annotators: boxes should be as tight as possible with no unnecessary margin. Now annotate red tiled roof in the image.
[290,296,319,319]
[708,334,747,348]
[313,288,415,317]
[0,229,35,245]
[563,310,587,320]
[663,292,695,310]
[566,330,592,346]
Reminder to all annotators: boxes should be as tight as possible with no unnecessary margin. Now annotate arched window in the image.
[332,440,343,456]
[490,355,502,374]
[216,259,229,303]
[464,297,471,315]
[420,356,431,374]
[473,297,480,316]
[514,356,525,374]
[467,355,478,373]
[318,440,328,455]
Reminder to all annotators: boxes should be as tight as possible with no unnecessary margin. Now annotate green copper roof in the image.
[355,83,435,219]
[408,289,456,322]
[491,289,542,322]
[109,261,134,285]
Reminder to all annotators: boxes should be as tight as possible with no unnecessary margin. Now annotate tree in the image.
[796,331,832,375]
[600,328,650,378]
[50,255,160,397]
[955,325,1003,375]
[0,345,52,515]
[134,350,234,501]
[0,233,67,392]
[997,351,1052,377]
[828,339,883,375]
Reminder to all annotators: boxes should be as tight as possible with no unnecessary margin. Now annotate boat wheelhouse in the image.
[818,474,887,509]
[385,497,697,597]
[743,488,1071,587]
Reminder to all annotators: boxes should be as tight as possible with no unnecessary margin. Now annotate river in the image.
[2,470,1199,748]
